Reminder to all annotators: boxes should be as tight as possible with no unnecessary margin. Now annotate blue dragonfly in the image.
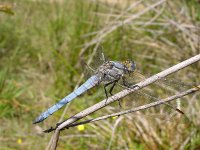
[34,47,188,124]
[33,51,136,124]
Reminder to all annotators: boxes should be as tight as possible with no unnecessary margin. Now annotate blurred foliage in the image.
[0,0,199,150]
[0,69,25,117]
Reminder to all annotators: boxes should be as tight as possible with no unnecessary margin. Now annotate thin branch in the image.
[62,85,200,129]
[50,54,200,150]
[50,130,60,150]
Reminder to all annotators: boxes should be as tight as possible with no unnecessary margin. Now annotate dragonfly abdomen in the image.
[33,75,100,124]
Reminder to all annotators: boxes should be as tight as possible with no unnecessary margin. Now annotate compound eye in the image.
[130,62,136,71]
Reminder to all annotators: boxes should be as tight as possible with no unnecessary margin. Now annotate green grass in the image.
[0,0,200,149]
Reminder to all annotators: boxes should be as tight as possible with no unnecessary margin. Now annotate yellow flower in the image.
[112,116,117,119]
[17,138,22,144]
[77,125,85,131]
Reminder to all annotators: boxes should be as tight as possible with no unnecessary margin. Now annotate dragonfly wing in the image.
[118,71,192,115]
[119,71,145,87]
[33,75,101,124]
[80,46,106,79]
[124,70,194,92]
[90,45,107,70]
[81,60,95,79]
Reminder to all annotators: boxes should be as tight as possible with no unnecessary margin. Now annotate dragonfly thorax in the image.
[95,60,135,84]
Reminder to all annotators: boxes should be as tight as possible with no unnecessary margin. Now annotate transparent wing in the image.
[80,45,107,79]
[119,70,146,86]
[90,45,107,70]
[79,55,94,80]
[115,70,196,117]
[123,70,195,92]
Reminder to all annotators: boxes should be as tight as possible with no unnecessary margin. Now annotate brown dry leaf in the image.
[0,4,14,15]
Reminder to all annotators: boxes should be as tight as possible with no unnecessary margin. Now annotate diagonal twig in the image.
[59,85,200,129]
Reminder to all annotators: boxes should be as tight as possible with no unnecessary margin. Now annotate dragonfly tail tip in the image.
[33,119,40,124]
[33,116,44,124]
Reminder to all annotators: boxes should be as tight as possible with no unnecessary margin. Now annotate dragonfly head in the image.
[123,60,136,72]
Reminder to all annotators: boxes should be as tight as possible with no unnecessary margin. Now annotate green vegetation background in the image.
[0,0,200,149]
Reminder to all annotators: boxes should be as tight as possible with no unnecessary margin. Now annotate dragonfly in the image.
[33,51,137,124]
[33,48,185,124]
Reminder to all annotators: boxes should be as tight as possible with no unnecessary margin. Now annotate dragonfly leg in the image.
[122,76,140,89]
[131,84,140,89]
[122,76,130,87]
[104,82,112,105]
[108,80,122,108]
[104,80,118,105]
[109,81,117,95]
[104,84,109,100]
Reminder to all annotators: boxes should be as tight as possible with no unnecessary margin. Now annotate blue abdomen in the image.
[33,75,100,124]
